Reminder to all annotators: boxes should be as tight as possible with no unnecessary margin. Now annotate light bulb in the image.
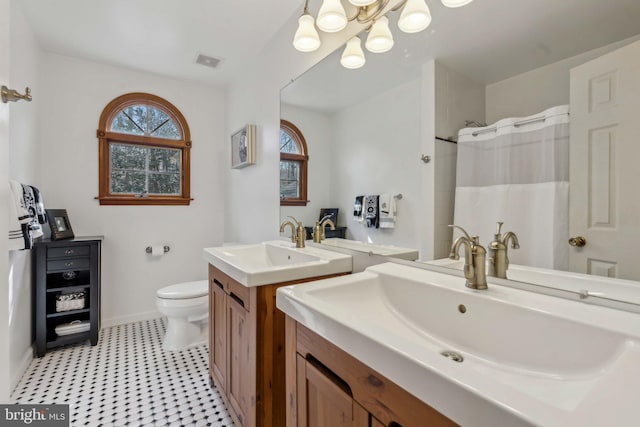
[317,0,348,33]
[441,0,474,7]
[365,16,394,53]
[398,0,432,33]
[348,0,377,6]
[340,37,366,69]
[293,14,321,52]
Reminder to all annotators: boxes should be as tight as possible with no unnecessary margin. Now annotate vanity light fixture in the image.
[294,0,474,68]
[365,16,394,53]
[340,36,366,68]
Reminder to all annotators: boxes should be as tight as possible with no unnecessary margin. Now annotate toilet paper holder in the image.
[146,245,170,254]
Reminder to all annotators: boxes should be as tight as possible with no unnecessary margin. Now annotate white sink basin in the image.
[319,238,419,260]
[277,262,640,427]
[202,240,352,287]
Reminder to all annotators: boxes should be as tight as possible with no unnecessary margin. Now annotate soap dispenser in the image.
[488,222,520,279]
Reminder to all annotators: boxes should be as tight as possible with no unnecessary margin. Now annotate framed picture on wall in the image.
[231,124,256,169]
[46,209,75,240]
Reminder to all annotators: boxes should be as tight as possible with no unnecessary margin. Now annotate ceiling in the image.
[17,0,302,87]
[17,0,640,92]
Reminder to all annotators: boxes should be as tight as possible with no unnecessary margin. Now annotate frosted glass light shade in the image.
[317,0,348,33]
[348,0,377,6]
[441,0,474,7]
[365,16,394,53]
[398,0,432,33]
[340,37,366,69]
[293,14,321,52]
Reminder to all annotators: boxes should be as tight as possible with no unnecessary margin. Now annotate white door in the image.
[569,40,640,280]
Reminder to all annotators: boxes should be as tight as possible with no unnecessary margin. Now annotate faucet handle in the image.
[495,221,504,236]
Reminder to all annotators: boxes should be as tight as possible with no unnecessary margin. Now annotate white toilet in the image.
[156,280,209,351]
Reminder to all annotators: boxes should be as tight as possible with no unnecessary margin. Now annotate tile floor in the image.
[12,318,235,427]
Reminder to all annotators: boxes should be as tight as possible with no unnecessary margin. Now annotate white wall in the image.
[486,35,640,124]
[0,0,11,403]
[331,78,422,249]
[38,53,226,326]
[280,104,333,227]
[8,1,41,392]
[433,62,485,259]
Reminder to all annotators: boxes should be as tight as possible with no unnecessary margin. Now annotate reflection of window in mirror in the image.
[280,120,308,206]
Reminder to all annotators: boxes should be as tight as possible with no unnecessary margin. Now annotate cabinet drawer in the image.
[48,245,90,259]
[47,258,90,271]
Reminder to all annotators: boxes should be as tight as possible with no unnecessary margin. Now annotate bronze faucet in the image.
[449,225,488,290]
[488,222,520,279]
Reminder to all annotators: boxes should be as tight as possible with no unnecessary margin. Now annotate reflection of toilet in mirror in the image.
[156,280,208,351]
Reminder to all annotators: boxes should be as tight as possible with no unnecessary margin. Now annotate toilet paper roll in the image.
[151,245,165,257]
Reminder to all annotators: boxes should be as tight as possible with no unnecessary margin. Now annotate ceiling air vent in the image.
[195,54,221,69]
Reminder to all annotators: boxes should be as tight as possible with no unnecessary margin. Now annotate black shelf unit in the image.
[33,237,102,357]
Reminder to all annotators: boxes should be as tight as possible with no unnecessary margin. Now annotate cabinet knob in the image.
[65,262,73,267]
[65,249,74,255]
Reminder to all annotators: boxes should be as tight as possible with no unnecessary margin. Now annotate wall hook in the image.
[1,85,33,103]
[421,154,431,163]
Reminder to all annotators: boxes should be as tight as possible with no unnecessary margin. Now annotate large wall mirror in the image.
[280,0,640,296]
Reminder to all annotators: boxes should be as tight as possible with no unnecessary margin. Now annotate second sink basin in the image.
[203,240,352,287]
[277,261,640,426]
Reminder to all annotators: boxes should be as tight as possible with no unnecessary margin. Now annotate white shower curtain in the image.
[453,105,570,270]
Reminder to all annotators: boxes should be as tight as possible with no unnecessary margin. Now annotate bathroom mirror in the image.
[280,0,640,287]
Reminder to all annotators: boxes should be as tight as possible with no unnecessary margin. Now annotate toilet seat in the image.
[157,280,208,299]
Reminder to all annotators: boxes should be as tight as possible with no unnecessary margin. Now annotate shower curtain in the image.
[452,105,570,271]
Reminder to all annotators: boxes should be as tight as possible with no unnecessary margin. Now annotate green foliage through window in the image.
[110,143,181,195]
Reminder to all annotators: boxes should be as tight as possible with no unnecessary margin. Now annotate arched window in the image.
[280,120,308,206]
[97,93,191,205]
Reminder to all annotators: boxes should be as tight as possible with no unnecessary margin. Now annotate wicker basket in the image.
[55,291,86,312]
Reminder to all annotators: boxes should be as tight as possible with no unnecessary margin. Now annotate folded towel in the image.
[9,181,32,250]
[10,180,31,224]
[364,195,379,228]
[30,185,47,224]
[379,193,396,229]
[22,184,43,239]
[353,196,364,223]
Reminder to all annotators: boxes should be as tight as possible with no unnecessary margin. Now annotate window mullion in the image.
[145,147,150,195]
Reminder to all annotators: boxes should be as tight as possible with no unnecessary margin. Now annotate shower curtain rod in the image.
[471,116,549,137]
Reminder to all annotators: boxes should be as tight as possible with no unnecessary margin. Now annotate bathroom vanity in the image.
[277,261,640,427]
[203,241,352,427]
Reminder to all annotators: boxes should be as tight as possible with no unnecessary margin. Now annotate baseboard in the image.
[102,310,163,328]
[11,347,33,395]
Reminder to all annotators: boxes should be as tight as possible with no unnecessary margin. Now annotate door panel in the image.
[298,356,369,427]
[569,40,640,279]
[227,296,251,426]
[210,277,227,392]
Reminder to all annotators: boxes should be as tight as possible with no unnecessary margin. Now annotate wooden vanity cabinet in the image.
[286,318,458,427]
[208,264,348,427]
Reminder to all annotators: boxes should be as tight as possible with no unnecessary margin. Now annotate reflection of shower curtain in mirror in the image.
[453,105,570,270]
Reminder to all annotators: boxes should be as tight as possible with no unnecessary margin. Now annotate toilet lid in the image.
[157,280,208,299]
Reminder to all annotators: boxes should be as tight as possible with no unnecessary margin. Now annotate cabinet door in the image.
[297,355,369,427]
[227,293,253,426]
[210,277,227,393]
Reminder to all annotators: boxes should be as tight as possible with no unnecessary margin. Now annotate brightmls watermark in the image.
[1,404,69,426]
